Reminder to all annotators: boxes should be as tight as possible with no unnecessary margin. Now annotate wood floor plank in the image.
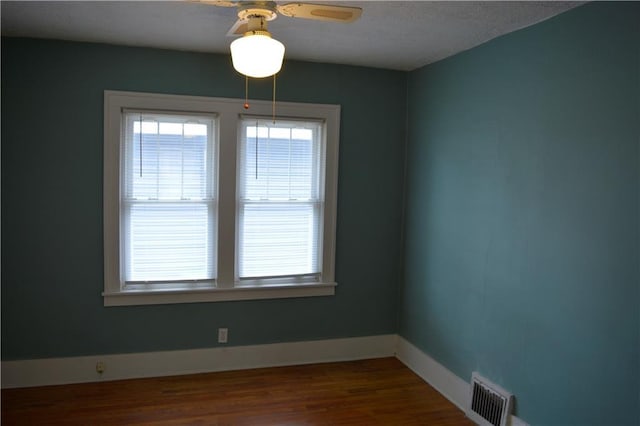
[2,357,474,425]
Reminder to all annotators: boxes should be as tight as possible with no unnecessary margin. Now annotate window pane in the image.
[240,121,321,201]
[125,203,215,282]
[238,203,320,278]
[124,114,213,200]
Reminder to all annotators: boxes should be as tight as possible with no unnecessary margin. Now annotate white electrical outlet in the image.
[96,361,106,374]
[218,328,228,343]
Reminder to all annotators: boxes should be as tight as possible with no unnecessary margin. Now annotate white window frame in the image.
[103,91,339,306]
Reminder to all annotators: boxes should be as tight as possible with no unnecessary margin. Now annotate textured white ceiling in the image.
[1,1,581,71]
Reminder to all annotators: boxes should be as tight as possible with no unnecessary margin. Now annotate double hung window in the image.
[122,112,216,288]
[237,118,324,284]
[103,91,339,306]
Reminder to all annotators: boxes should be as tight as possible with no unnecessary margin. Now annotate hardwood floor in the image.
[2,357,474,425]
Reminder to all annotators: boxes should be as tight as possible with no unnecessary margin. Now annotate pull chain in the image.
[244,75,249,110]
[255,121,259,180]
[272,73,277,123]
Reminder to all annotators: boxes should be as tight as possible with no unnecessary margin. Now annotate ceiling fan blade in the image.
[227,19,248,36]
[190,0,237,6]
[277,3,362,23]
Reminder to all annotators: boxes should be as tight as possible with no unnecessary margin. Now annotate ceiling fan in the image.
[193,1,363,77]
[208,1,362,36]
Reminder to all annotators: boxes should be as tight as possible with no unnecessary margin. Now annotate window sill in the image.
[103,282,337,307]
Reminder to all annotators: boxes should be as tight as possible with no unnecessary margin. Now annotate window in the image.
[103,91,339,306]
[237,119,324,284]
[122,112,216,287]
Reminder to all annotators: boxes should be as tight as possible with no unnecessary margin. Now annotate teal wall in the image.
[1,38,407,359]
[401,2,640,425]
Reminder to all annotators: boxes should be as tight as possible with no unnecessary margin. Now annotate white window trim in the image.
[103,90,339,306]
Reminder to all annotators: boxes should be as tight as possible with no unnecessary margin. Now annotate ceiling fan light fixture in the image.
[230,31,285,78]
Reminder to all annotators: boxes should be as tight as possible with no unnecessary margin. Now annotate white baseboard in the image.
[394,336,469,411]
[1,333,528,426]
[1,334,396,389]
[394,336,528,426]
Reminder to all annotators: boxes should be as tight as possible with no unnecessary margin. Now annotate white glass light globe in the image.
[230,34,285,78]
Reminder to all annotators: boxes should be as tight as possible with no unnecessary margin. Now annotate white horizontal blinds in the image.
[122,111,216,283]
[238,118,325,279]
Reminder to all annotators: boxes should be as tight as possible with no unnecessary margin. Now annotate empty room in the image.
[1,1,638,425]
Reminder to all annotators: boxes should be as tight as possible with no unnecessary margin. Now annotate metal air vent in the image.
[467,372,513,426]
